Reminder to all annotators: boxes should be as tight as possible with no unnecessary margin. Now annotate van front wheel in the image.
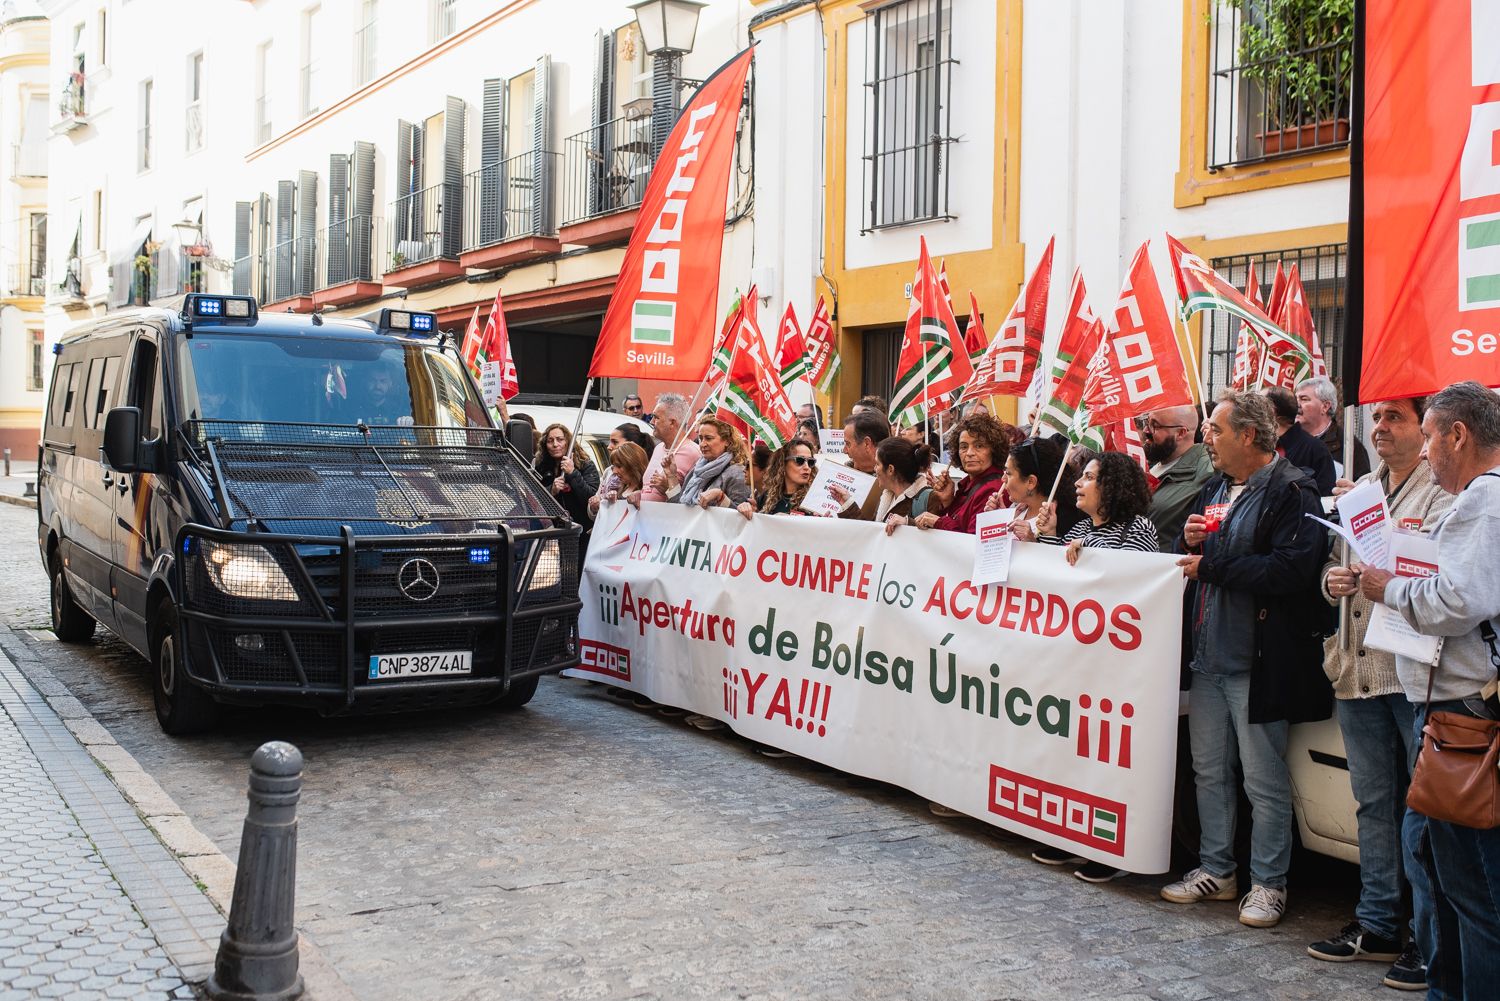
[152,608,218,736]
[494,674,540,710]
[50,555,95,643]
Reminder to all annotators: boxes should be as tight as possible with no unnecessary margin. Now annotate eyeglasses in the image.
[1135,417,1188,433]
[789,455,816,468]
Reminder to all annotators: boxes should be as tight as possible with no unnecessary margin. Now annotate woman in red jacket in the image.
[914,411,1019,534]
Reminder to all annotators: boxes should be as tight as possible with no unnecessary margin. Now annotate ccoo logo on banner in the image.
[567,503,1185,874]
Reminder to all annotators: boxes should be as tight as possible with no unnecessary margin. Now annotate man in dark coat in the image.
[1162,390,1332,929]
[1268,386,1336,496]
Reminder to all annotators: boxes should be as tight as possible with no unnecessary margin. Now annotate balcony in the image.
[3,264,46,301]
[559,113,656,247]
[385,182,463,289]
[459,151,561,271]
[11,142,45,178]
[315,214,385,308]
[54,72,90,134]
[264,235,318,312]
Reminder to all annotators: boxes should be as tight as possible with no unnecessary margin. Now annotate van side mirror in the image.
[505,418,536,463]
[102,407,143,473]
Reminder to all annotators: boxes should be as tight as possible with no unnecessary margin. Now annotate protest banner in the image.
[570,503,1185,874]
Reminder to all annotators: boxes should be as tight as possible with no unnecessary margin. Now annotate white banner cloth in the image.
[568,502,1186,873]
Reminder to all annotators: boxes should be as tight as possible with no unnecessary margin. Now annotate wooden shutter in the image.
[327,154,349,287]
[274,180,295,300]
[588,29,614,216]
[351,141,376,280]
[479,78,504,246]
[650,54,674,157]
[232,201,252,295]
[394,119,414,244]
[296,169,318,295]
[440,95,465,258]
[532,55,552,235]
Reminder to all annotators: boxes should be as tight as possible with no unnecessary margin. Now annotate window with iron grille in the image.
[1207,0,1354,169]
[1202,242,1346,397]
[861,0,956,232]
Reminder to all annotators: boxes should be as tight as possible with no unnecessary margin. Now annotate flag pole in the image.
[1045,440,1075,506]
[570,378,595,446]
[1178,319,1212,422]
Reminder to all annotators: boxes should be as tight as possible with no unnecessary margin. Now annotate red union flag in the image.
[1277,265,1326,379]
[588,48,754,380]
[1082,242,1193,428]
[774,301,811,389]
[804,295,841,394]
[717,299,797,448]
[1232,262,1265,390]
[1362,0,1500,400]
[462,289,519,401]
[889,236,973,427]
[962,237,1053,402]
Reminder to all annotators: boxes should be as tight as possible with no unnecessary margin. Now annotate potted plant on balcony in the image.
[1222,0,1354,155]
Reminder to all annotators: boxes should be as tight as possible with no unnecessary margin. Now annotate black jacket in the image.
[1180,457,1334,724]
[1277,423,1336,496]
[534,454,600,527]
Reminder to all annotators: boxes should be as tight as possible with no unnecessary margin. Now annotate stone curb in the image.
[0,492,38,510]
[6,628,359,1001]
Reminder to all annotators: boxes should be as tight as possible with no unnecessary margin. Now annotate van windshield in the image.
[175,333,488,428]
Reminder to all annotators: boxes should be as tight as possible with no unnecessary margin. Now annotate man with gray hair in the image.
[1349,381,1500,998]
[639,393,701,503]
[1165,389,1331,928]
[1297,375,1371,479]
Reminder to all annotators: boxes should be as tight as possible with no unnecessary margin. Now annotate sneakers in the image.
[1160,867,1238,904]
[754,745,797,758]
[1074,861,1127,883]
[1031,845,1086,866]
[683,713,725,731]
[1238,885,1287,927]
[1382,943,1426,991]
[1307,921,1401,963]
[928,802,965,818]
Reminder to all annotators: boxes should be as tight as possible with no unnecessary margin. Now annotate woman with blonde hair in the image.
[663,416,751,509]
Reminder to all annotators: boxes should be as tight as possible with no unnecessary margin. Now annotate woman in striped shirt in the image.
[1038,452,1159,564]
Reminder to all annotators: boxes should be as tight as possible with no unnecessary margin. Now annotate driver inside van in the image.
[353,360,408,426]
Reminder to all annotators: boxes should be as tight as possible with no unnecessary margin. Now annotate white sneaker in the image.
[684,713,725,731]
[1160,867,1237,904]
[1238,884,1287,928]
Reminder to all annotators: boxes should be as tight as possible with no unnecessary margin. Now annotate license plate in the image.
[367,650,472,681]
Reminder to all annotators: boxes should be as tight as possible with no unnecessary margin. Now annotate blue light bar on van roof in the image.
[183,294,257,323]
[376,308,438,336]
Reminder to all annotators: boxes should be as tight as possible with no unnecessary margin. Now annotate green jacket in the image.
[1149,443,1215,553]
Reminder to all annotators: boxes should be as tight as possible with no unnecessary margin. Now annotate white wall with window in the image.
[843,0,997,271]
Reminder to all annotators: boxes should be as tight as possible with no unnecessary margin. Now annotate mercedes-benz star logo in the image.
[396,557,440,602]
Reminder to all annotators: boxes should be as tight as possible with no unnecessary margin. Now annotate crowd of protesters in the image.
[556,373,1497,999]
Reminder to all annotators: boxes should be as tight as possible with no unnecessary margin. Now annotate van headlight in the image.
[204,542,300,601]
[527,540,562,593]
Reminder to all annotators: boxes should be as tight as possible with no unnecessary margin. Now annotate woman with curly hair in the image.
[913,411,1018,534]
[668,415,752,509]
[533,423,600,530]
[738,440,817,518]
[1038,451,1160,563]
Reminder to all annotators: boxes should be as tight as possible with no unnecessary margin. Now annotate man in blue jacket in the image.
[1163,389,1332,928]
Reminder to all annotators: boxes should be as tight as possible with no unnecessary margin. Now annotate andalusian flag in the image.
[889,236,973,428]
[704,289,745,409]
[774,301,811,388]
[716,294,797,448]
[1039,317,1106,450]
[805,295,841,394]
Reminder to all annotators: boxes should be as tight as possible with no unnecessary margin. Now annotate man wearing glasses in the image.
[1141,404,1215,552]
[622,394,649,424]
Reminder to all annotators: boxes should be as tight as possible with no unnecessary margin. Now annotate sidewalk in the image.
[0,459,37,510]
[0,649,216,1001]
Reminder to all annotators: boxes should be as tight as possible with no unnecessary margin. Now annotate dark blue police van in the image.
[38,294,580,734]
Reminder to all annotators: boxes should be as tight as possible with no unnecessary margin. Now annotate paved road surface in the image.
[3,502,1382,1001]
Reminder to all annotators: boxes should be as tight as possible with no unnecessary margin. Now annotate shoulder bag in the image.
[1406,618,1500,829]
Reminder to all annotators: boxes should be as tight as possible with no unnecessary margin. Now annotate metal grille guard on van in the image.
[173,522,582,711]
[180,420,567,529]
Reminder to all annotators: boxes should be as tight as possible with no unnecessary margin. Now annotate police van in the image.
[38,294,581,734]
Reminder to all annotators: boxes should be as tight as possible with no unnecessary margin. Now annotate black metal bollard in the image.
[206,741,305,1001]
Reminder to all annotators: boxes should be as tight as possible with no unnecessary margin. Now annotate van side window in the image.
[60,363,82,427]
[47,363,73,429]
[87,356,122,429]
[79,358,105,429]
[127,337,162,439]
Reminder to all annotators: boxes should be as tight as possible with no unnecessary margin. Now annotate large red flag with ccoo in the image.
[1359,0,1500,399]
[961,236,1053,401]
[588,47,754,381]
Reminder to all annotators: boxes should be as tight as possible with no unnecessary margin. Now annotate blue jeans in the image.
[1403,699,1500,1001]
[1337,694,1416,940]
[1189,670,1294,889]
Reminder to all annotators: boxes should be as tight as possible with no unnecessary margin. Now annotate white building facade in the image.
[0,2,48,454]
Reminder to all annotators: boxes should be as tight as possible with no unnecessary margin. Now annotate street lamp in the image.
[630,0,706,153]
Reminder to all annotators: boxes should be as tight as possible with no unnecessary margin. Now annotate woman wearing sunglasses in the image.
[739,440,817,518]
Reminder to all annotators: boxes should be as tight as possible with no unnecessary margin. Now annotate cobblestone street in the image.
[0,501,1399,1001]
